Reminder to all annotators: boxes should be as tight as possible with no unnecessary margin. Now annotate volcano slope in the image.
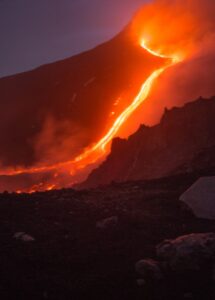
[1,97,215,299]
[0,28,164,170]
[0,172,215,300]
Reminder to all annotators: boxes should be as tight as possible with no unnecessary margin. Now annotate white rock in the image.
[180,177,215,220]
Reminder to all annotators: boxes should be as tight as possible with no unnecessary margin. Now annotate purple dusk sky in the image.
[0,0,148,78]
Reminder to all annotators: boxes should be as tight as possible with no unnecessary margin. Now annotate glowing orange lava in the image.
[1,41,182,192]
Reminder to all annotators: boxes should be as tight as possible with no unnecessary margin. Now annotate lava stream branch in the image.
[0,43,181,181]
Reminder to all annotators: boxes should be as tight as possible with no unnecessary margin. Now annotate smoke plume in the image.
[122,0,215,132]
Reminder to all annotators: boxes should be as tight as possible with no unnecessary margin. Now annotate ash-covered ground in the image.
[0,173,215,300]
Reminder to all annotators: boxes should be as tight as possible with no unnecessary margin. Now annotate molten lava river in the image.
[2,0,214,193]
[0,40,182,193]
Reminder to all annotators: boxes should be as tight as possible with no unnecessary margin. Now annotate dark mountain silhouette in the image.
[79,96,215,188]
[0,29,164,168]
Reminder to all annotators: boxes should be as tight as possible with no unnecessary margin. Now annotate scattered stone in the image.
[96,216,118,229]
[212,264,215,281]
[14,232,35,242]
[183,292,193,299]
[43,291,48,299]
[135,259,163,281]
[156,233,215,271]
[136,279,146,287]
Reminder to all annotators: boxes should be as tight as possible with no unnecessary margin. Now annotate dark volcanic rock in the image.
[135,233,215,300]
[157,233,215,271]
[0,175,215,299]
[80,97,215,189]
[135,259,163,280]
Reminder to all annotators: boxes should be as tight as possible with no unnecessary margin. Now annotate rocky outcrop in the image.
[136,233,215,299]
[80,97,215,188]
[156,233,215,271]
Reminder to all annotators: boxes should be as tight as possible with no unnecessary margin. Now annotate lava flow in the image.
[2,0,214,193]
[1,41,181,193]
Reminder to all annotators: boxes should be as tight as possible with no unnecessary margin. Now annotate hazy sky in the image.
[0,0,147,78]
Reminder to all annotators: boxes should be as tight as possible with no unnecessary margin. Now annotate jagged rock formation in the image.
[80,96,215,188]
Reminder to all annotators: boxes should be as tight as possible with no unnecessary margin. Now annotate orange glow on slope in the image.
[1,41,181,192]
[130,0,211,62]
[3,0,214,193]
[140,39,182,64]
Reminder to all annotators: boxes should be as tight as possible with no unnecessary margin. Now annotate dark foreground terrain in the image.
[0,172,215,300]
